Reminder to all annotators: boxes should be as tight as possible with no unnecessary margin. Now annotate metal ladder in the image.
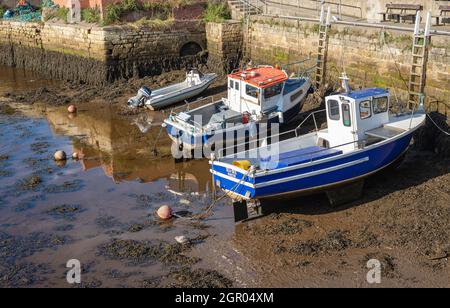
[408,11,432,110]
[315,6,331,88]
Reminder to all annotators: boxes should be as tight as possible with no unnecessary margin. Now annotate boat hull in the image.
[146,74,217,110]
[211,130,415,201]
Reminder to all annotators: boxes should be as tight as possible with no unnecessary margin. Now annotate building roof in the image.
[345,88,389,100]
[228,66,288,89]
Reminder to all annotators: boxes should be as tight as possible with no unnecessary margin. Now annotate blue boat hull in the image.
[211,131,414,201]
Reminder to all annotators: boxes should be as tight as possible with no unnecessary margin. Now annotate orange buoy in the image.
[54,150,67,161]
[157,205,172,220]
[67,105,77,113]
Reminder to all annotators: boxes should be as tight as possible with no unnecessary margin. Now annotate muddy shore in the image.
[0,67,449,288]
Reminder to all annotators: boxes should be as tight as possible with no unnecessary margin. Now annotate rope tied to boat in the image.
[426,113,450,136]
[174,166,254,221]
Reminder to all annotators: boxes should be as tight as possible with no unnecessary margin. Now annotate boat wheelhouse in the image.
[163,65,312,152]
[210,76,426,221]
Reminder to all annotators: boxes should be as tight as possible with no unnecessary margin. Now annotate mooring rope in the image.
[426,113,450,136]
[174,167,254,221]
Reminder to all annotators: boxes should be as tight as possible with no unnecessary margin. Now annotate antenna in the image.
[424,10,432,37]
[339,72,351,93]
[413,11,421,35]
[326,6,332,26]
[319,5,325,24]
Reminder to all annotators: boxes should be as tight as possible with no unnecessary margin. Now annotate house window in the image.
[235,81,240,91]
[359,100,372,119]
[263,83,283,99]
[342,103,351,127]
[229,80,234,89]
[328,99,340,120]
[373,96,388,114]
[246,84,259,99]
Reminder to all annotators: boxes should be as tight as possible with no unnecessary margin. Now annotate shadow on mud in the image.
[258,149,449,216]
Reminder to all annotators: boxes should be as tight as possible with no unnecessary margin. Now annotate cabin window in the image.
[235,81,240,91]
[328,100,340,121]
[291,89,303,103]
[359,100,372,119]
[263,83,283,99]
[342,103,351,127]
[373,96,388,114]
[246,84,259,99]
[229,80,234,89]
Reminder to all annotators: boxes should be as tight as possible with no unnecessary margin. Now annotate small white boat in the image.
[127,69,217,110]
[163,65,313,153]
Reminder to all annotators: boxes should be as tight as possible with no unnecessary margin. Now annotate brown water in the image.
[1,66,449,288]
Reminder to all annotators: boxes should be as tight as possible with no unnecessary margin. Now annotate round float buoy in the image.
[67,105,77,113]
[54,150,67,161]
[72,152,79,160]
[157,205,172,220]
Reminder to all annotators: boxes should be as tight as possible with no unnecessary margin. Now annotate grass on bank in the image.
[43,7,69,23]
[81,7,101,24]
[104,0,193,25]
[0,5,6,18]
[203,2,231,23]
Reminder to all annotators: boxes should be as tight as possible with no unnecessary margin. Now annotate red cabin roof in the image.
[228,66,288,89]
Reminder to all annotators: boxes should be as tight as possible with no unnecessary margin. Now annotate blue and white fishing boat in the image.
[163,65,313,152]
[210,75,426,220]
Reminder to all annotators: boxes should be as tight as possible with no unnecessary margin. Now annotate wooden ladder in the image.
[315,8,331,89]
[408,35,429,110]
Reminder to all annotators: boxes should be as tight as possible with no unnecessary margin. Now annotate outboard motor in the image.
[127,86,152,108]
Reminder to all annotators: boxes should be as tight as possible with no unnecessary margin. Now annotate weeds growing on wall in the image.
[203,1,231,23]
[81,7,101,24]
[104,0,194,25]
[0,5,6,19]
[43,7,69,23]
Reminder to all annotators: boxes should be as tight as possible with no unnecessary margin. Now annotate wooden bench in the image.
[435,5,450,26]
[379,4,423,24]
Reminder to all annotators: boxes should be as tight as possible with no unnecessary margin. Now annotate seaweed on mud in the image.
[46,204,85,221]
[290,230,353,256]
[247,215,314,236]
[127,223,146,233]
[54,224,75,232]
[98,239,200,266]
[15,174,42,192]
[105,269,143,279]
[0,262,53,288]
[0,232,70,264]
[362,253,398,278]
[30,142,51,155]
[164,267,233,288]
[95,216,122,229]
[74,279,103,289]
[130,192,175,208]
[44,179,84,194]
[0,169,14,178]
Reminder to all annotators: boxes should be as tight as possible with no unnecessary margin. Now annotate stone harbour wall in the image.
[206,21,243,74]
[0,20,207,85]
[247,16,450,104]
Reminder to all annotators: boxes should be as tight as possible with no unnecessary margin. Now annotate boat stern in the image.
[210,159,256,201]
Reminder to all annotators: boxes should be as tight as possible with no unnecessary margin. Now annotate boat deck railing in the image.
[216,109,326,159]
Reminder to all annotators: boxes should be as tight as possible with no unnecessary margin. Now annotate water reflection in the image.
[41,104,211,194]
